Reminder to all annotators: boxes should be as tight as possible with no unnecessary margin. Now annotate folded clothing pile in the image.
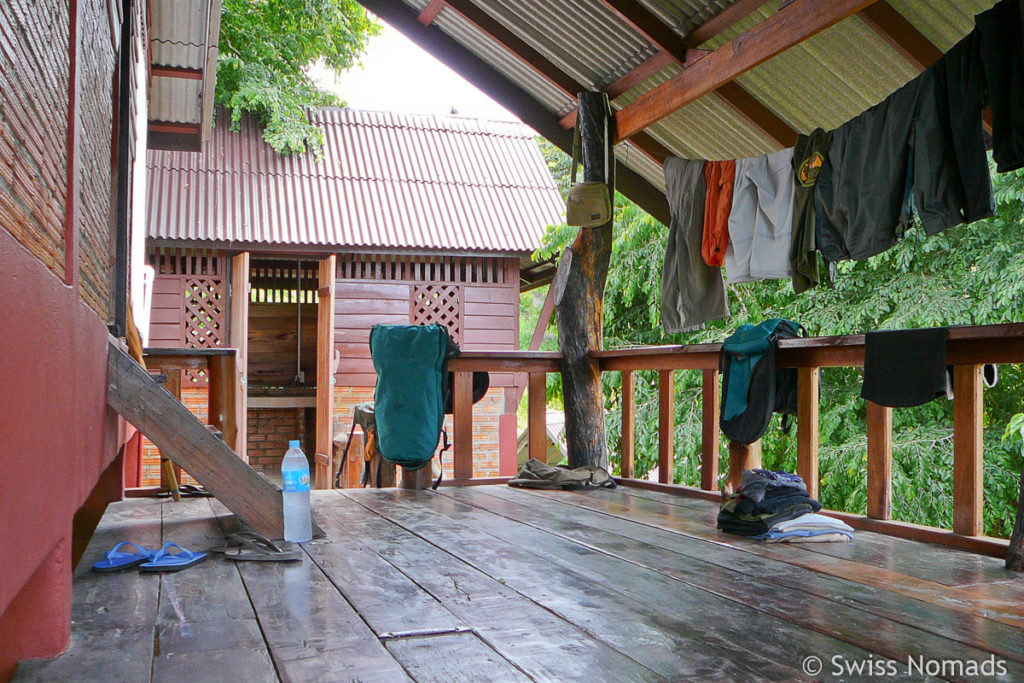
[756,512,854,543]
[717,469,852,542]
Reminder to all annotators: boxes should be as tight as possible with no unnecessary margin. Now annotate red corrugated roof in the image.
[146,108,564,253]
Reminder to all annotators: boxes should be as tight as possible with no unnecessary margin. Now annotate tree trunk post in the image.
[557,91,614,470]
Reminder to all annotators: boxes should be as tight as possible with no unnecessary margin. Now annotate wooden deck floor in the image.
[14,485,1024,682]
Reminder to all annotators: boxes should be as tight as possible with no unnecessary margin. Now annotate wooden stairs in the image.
[106,340,321,538]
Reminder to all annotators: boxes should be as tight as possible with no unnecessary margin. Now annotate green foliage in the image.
[530,139,1024,537]
[217,0,379,154]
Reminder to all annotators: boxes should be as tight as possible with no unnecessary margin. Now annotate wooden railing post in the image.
[867,400,893,520]
[727,440,761,492]
[453,371,474,480]
[701,369,719,491]
[797,367,820,499]
[315,254,336,489]
[621,369,635,478]
[953,364,984,536]
[658,370,674,484]
[528,372,547,464]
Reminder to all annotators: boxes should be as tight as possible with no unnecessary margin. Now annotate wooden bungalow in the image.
[139,109,563,487]
[6,0,1024,680]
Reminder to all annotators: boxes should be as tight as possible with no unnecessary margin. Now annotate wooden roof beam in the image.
[417,0,446,27]
[859,1,942,71]
[434,0,672,166]
[589,0,797,146]
[151,65,203,80]
[615,0,880,142]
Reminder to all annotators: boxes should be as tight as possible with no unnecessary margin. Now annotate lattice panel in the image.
[183,277,225,383]
[339,254,514,285]
[410,284,463,344]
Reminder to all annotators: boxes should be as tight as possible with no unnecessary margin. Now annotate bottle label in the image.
[282,469,310,493]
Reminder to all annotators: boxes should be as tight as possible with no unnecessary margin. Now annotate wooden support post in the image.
[207,352,238,451]
[556,92,614,470]
[162,368,182,496]
[229,251,249,461]
[658,370,674,484]
[528,372,547,463]
[866,401,893,520]
[953,364,984,536]
[315,255,336,489]
[453,371,474,480]
[727,440,761,492]
[797,367,820,499]
[701,369,719,491]
[620,370,635,478]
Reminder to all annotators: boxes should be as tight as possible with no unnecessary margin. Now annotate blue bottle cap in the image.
[288,439,300,448]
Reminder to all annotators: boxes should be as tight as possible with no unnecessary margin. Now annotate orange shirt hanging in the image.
[702,160,735,267]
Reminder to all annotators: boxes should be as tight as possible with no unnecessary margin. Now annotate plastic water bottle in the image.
[281,439,312,542]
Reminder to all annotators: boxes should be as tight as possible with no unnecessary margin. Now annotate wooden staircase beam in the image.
[106,340,319,538]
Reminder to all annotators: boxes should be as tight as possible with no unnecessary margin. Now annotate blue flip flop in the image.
[92,541,157,572]
[138,542,207,573]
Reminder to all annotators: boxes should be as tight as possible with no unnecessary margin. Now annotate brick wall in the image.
[332,385,503,480]
[0,1,70,279]
[140,382,205,487]
[247,408,308,471]
[77,0,116,320]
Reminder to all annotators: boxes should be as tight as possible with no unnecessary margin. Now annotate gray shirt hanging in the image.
[661,157,729,333]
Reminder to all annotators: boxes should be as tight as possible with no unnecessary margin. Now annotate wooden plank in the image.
[568,486,1024,624]
[230,251,249,460]
[620,369,635,479]
[385,632,524,682]
[953,364,984,536]
[336,490,663,680]
[107,341,312,539]
[334,282,410,300]
[208,499,411,681]
[528,372,547,464]
[316,255,336,489]
[657,369,674,484]
[797,366,819,498]
[153,499,278,683]
[356,490,814,680]
[700,368,719,491]
[615,0,879,141]
[866,401,892,521]
[453,371,473,479]
[478,486,1024,664]
[727,439,761,492]
[513,283,555,405]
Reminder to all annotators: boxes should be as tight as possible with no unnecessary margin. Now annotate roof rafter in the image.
[424,0,672,166]
[151,65,203,80]
[615,0,880,142]
[354,0,671,225]
[858,1,942,70]
[597,0,797,147]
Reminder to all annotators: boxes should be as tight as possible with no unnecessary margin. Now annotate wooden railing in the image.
[447,323,1024,559]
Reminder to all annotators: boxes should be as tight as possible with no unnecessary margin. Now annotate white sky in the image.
[309,21,521,123]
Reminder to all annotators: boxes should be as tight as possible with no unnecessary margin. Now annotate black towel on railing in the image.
[861,327,950,407]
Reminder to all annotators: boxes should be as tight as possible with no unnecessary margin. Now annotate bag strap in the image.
[571,122,580,185]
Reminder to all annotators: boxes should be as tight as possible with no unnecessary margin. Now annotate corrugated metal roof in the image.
[148,0,219,138]
[147,109,564,253]
[385,0,997,213]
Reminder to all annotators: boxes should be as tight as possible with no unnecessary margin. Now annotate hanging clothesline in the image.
[661,0,1023,334]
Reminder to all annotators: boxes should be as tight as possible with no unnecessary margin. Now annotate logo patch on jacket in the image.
[797,152,823,187]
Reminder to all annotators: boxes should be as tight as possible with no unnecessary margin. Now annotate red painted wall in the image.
[0,230,119,677]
